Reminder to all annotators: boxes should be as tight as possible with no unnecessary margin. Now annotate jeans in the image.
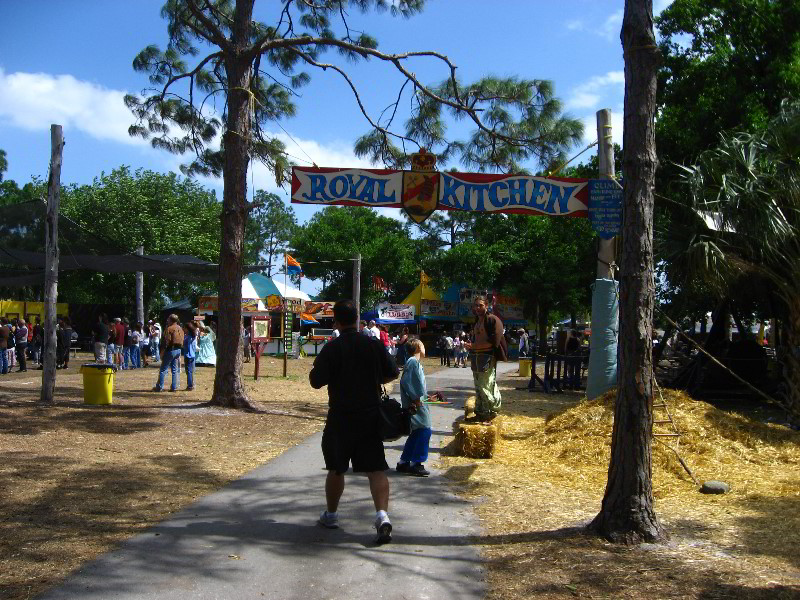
[0,347,7,374]
[107,343,116,364]
[150,339,159,360]
[123,346,131,369]
[184,357,195,389]
[131,345,141,368]
[156,348,181,390]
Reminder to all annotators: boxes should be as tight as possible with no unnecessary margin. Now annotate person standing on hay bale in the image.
[309,299,400,544]
[397,338,432,477]
[466,295,506,422]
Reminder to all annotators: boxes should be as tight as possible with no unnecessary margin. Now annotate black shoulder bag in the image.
[378,386,411,442]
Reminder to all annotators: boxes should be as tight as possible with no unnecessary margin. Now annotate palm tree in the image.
[673,100,800,423]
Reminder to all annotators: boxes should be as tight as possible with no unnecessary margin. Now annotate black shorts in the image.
[322,411,388,474]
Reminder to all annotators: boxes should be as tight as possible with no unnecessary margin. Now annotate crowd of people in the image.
[0,316,76,374]
[87,313,218,391]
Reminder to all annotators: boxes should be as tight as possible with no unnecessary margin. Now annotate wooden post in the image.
[586,109,620,400]
[135,245,144,325]
[40,124,63,405]
[596,108,616,278]
[353,253,361,319]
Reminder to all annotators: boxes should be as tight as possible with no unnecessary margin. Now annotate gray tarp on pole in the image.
[587,278,619,400]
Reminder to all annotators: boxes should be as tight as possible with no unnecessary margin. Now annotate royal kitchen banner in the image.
[292,167,595,222]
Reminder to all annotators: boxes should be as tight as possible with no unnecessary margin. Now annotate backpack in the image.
[485,315,508,362]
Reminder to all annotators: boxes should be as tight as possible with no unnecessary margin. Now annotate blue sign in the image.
[588,179,623,239]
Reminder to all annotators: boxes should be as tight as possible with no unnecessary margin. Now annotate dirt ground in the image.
[439,365,800,600]
[2,354,798,600]
[0,352,446,600]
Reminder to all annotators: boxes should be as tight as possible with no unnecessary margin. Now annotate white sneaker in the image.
[374,513,392,544]
[318,510,339,529]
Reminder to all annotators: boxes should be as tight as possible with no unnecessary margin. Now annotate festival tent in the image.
[401,282,442,313]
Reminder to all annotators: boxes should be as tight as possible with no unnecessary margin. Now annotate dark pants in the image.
[16,343,27,371]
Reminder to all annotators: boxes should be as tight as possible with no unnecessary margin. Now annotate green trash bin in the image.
[80,363,117,405]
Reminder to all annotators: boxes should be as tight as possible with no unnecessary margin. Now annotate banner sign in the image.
[588,179,623,239]
[266,295,282,311]
[292,167,589,220]
[285,298,303,313]
[283,310,293,353]
[198,296,260,312]
[420,299,457,318]
[292,167,403,208]
[376,302,415,322]
[493,304,525,322]
[304,301,334,319]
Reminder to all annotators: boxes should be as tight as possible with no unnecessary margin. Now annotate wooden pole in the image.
[596,108,616,278]
[135,245,144,325]
[353,253,361,319]
[40,124,63,405]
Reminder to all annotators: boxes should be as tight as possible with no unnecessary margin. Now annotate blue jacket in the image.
[400,356,431,430]
[183,333,196,359]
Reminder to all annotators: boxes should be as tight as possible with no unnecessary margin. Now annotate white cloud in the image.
[566,71,624,111]
[600,10,624,41]
[0,68,144,146]
[565,19,585,31]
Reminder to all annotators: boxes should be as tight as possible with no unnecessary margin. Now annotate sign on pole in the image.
[588,179,623,239]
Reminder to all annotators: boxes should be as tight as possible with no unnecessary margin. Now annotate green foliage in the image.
[290,206,428,305]
[56,167,222,311]
[676,101,800,304]
[656,0,800,166]
[354,76,583,174]
[244,190,297,276]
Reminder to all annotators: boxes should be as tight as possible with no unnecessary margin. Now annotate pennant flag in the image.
[372,275,390,292]
[286,254,302,275]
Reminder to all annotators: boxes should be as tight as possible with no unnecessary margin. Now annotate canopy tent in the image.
[401,282,441,313]
[196,273,312,313]
[0,200,259,285]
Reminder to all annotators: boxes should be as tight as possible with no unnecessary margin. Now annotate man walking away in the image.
[309,300,399,544]
[153,315,184,392]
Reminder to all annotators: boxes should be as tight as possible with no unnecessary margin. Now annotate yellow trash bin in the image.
[80,364,116,405]
[519,358,532,378]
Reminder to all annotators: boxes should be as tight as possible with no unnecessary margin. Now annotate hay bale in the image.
[453,416,502,459]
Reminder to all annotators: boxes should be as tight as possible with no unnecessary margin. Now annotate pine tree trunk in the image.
[210,1,260,411]
[589,0,666,544]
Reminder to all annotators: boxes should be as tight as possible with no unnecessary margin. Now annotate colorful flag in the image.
[286,254,302,275]
[372,275,389,292]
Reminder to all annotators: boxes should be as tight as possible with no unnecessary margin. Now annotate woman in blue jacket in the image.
[397,338,432,477]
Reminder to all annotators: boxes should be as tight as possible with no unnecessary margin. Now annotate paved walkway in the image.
[39,362,518,600]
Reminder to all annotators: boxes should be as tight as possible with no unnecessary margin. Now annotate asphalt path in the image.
[39,361,518,600]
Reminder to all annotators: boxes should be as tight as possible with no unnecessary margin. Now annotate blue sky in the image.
[0,0,671,294]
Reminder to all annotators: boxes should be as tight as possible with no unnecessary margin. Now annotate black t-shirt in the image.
[93,321,108,344]
[309,327,399,416]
